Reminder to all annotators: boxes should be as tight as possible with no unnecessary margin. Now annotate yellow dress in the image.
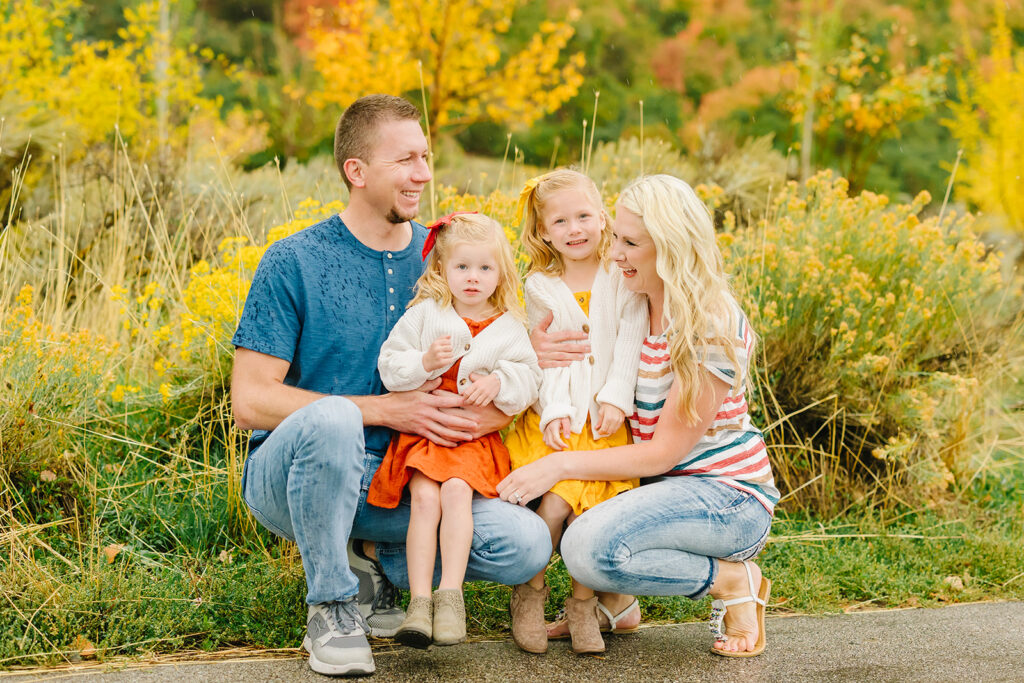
[504,291,638,516]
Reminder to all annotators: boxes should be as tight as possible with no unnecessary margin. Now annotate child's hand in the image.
[422,335,454,372]
[595,403,626,437]
[463,371,500,406]
[542,417,571,451]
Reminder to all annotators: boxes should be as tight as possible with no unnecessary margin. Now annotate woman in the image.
[499,174,778,657]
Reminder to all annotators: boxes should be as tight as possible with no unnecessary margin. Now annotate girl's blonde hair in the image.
[519,168,612,277]
[616,174,752,424]
[411,213,524,319]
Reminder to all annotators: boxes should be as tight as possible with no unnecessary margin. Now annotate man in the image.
[231,94,550,677]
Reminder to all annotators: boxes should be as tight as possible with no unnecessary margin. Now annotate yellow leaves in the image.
[306,0,584,136]
[945,3,1024,236]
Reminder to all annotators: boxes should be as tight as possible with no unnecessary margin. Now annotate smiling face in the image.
[538,188,605,265]
[355,118,431,224]
[444,240,502,318]
[611,207,662,300]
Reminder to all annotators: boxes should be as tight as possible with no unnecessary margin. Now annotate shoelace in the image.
[372,571,399,611]
[328,597,368,635]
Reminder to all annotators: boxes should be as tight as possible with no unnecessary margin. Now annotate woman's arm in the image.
[496,371,730,505]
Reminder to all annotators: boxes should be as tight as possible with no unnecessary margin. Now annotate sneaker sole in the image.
[394,627,432,650]
[369,625,400,638]
[303,636,376,676]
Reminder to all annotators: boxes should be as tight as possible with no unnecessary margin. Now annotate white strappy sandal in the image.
[708,560,770,657]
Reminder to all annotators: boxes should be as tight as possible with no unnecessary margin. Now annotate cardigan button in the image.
[459,378,467,386]
[582,324,590,333]
[464,343,471,351]
[588,356,595,365]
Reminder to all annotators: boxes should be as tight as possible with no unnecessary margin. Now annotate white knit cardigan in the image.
[524,265,648,438]
[377,299,541,417]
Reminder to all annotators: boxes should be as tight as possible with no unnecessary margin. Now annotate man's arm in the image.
[231,347,479,446]
[231,348,323,430]
[530,311,591,368]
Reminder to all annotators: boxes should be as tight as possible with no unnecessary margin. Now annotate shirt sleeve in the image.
[231,241,304,362]
[696,309,751,389]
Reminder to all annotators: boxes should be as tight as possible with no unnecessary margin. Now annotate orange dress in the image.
[367,315,511,509]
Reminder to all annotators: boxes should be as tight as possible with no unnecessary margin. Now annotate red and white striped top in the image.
[628,310,779,513]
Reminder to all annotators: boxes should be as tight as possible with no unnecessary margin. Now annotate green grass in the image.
[4,485,1023,668]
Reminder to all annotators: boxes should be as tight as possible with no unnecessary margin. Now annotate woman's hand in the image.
[497,453,566,506]
[595,403,626,437]
[542,417,571,451]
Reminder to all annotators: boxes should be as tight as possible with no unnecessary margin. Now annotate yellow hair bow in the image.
[514,175,544,225]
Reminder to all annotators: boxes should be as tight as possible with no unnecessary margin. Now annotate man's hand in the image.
[435,386,513,440]
[595,403,626,438]
[530,311,590,369]
[463,371,500,407]
[378,378,477,447]
[422,334,454,372]
[542,417,572,451]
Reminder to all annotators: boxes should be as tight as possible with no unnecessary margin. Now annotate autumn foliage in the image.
[303,0,585,141]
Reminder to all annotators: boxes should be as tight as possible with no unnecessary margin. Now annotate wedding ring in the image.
[511,492,522,504]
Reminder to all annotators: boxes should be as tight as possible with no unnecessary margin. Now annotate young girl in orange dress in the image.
[367,212,541,649]
[503,169,648,655]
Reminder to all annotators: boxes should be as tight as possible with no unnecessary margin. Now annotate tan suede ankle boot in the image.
[395,595,432,649]
[565,596,605,654]
[432,589,466,645]
[510,583,550,653]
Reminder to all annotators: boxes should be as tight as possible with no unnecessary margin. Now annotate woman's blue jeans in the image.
[561,475,772,600]
[240,396,552,605]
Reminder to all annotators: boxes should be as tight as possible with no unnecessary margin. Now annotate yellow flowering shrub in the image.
[723,171,1013,501]
[1,285,115,480]
[150,199,344,376]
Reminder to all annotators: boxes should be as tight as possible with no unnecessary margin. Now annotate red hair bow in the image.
[421,211,478,259]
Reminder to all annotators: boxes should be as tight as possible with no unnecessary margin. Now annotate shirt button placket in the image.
[385,253,397,323]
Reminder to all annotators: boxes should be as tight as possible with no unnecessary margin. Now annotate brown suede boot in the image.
[565,596,605,654]
[510,583,550,654]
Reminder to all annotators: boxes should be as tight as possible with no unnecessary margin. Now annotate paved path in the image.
[6,602,1023,682]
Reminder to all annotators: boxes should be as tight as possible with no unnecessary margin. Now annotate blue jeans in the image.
[241,396,552,605]
[560,476,772,600]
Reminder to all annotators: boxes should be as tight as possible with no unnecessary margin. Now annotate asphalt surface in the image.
[5,601,1023,682]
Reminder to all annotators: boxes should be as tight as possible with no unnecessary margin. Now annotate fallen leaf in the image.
[71,634,96,659]
[218,550,233,564]
[40,470,57,482]
[103,544,125,564]
[943,575,964,591]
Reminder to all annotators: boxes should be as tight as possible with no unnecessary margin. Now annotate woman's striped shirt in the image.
[629,310,780,513]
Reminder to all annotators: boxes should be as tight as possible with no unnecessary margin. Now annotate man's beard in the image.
[386,206,415,224]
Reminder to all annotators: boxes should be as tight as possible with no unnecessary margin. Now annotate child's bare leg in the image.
[437,478,474,590]
[406,471,441,598]
[526,492,572,589]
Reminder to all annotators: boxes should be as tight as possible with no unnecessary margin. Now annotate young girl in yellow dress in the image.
[504,169,647,655]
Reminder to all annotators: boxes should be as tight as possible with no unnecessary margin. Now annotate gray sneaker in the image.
[303,598,375,676]
[348,539,405,638]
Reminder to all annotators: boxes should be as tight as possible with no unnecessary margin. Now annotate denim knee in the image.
[291,396,365,467]
[560,512,618,592]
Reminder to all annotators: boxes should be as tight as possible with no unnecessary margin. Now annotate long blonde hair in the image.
[411,213,524,320]
[616,174,751,424]
[518,168,612,277]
